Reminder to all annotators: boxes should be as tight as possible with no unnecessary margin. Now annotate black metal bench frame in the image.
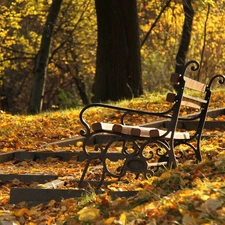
[78,60,225,188]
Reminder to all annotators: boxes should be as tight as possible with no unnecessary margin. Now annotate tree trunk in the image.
[28,0,63,114]
[175,0,194,75]
[92,0,143,102]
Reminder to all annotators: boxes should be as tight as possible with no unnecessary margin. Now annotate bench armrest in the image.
[79,103,173,136]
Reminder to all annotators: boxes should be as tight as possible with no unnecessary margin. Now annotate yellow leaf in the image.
[13,208,31,217]
[76,141,83,147]
[118,213,126,225]
[104,217,116,225]
[116,147,122,151]
[160,171,171,180]
[78,207,100,222]
[47,199,56,207]
[201,194,209,201]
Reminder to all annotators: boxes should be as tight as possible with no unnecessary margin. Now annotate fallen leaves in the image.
[12,208,31,217]
[0,110,81,152]
[78,207,101,221]
[0,91,225,224]
[0,90,225,153]
[0,169,225,224]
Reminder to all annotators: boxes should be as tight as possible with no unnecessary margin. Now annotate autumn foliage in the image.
[1,0,225,113]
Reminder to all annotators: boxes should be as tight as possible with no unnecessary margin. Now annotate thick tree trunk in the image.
[92,0,143,102]
[28,0,63,114]
[175,0,194,74]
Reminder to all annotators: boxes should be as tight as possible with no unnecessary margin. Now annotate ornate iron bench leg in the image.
[78,157,92,188]
[194,140,202,162]
[168,147,178,168]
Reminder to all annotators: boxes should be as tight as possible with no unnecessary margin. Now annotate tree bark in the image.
[92,0,143,102]
[28,0,63,114]
[175,0,194,75]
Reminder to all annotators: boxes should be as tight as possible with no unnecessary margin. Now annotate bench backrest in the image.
[165,60,224,140]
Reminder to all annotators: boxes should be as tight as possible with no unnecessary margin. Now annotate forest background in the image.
[0,0,224,114]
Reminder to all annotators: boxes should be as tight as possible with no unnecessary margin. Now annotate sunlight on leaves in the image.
[77,207,101,222]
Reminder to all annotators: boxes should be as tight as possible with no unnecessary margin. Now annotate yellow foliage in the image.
[77,207,101,222]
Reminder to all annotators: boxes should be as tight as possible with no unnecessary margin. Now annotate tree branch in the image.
[0,45,36,56]
[197,3,210,81]
[0,57,34,63]
[140,0,172,48]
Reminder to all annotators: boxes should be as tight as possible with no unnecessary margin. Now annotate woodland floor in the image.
[1,91,225,224]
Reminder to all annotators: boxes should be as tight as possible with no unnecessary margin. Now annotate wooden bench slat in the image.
[183,94,207,103]
[170,73,206,92]
[184,76,206,92]
[131,127,160,137]
[92,123,114,131]
[166,93,207,109]
[131,126,190,139]
[113,124,134,135]
[92,122,190,140]
[181,100,201,109]
[182,94,207,109]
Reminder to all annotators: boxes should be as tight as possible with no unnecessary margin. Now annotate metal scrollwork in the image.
[183,60,200,74]
[208,74,225,89]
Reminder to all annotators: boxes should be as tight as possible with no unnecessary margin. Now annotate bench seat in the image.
[92,122,190,140]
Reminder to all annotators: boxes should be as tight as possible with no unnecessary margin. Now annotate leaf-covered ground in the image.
[0,90,225,224]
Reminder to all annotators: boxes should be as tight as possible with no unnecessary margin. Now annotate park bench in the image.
[78,60,225,189]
